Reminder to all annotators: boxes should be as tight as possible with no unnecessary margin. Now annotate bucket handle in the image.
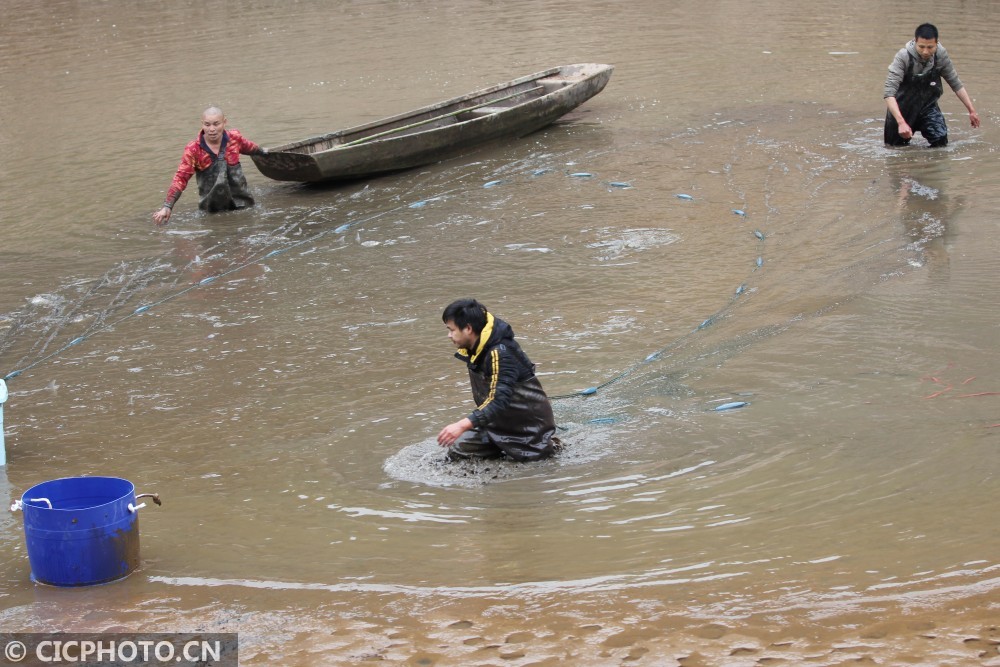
[129,492,162,513]
[9,498,53,511]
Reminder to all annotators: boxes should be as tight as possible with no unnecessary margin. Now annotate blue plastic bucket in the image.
[19,476,141,586]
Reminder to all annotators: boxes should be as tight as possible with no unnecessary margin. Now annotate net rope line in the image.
[548,226,766,401]
[0,199,411,383]
[1,167,767,405]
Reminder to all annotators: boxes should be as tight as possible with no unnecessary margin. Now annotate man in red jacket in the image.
[152,107,266,224]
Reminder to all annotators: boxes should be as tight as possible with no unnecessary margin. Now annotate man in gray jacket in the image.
[884,23,980,147]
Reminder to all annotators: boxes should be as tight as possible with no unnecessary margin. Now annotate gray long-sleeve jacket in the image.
[884,41,964,99]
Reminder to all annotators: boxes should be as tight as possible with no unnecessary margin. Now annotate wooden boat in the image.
[251,63,614,183]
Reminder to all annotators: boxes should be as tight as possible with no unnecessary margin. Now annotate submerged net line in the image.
[0,200,411,384]
[549,214,767,401]
[1,152,769,414]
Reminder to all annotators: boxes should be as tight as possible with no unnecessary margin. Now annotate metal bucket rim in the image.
[21,475,135,512]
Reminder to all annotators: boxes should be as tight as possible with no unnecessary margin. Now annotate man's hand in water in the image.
[437,417,473,447]
[152,206,172,225]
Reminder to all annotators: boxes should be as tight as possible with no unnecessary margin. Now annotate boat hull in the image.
[252,63,613,183]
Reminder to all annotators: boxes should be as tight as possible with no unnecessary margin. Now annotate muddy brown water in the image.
[1,1,998,664]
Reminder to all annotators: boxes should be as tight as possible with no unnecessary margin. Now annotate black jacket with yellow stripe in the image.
[455,313,557,461]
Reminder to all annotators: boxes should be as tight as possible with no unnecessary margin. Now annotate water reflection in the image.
[886,153,962,276]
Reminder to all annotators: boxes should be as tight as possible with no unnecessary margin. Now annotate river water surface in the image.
[1,1,998,665]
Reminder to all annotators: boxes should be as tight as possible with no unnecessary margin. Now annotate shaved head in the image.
[202,106,225,120]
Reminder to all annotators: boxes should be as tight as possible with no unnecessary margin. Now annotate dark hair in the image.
[915,23,938,41]
[442,298,488,334]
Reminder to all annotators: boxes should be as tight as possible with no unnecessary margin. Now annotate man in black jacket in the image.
[437,299,558,462]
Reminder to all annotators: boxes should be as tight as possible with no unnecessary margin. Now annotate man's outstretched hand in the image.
[438,417,473,447]
[153,206,172,225]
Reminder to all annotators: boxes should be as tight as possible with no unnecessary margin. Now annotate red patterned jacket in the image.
[164,130,262,207]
